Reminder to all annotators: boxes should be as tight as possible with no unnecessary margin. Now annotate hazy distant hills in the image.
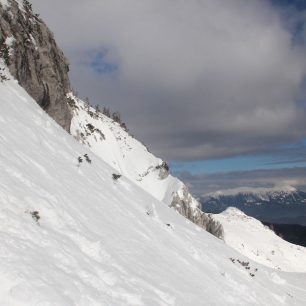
[201,187,306,225]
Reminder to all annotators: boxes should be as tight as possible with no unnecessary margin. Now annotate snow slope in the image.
[69,95,208,229]
[70,95,195,206]
[212,207,306,272]
[1,66,306,305]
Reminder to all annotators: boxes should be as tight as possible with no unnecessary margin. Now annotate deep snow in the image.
[212,207,306,272]
[1,65,306,305]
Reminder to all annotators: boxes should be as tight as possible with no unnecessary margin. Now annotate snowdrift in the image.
[212,207,306,272]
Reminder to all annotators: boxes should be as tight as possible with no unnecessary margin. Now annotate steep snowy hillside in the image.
[212,208,306,272]
[0,0,222,237]
[69,94,223,237]
[2,67,306,305]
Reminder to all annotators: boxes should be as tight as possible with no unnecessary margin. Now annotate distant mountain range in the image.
[201,187,306,225]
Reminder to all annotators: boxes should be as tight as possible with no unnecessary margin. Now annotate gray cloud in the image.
[31,0,306,161]
[178,167,306,196]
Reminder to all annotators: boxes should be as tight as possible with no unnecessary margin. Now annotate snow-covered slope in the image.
[212,207,306,272]
[69,95,179,205]
[2,67,306,305]
[69,94,219,235]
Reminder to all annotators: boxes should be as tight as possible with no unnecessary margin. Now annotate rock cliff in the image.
[0,0,72,131]
[0,0,223,238]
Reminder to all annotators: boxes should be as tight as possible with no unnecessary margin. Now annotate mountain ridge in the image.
[211,207,306,272]
[201,186,306,225]
[69,93,224,238]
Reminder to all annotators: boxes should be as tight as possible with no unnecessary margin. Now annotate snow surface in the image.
[1,65,306,305]
[70,94,198,210]
[212,207,306,272]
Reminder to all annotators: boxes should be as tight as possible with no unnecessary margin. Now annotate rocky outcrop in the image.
[156,161,169,180]
[0,0,72,131]
[170,187,224,239]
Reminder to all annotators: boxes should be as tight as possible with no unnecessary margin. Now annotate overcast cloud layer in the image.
[31,0,306,161]
[178,167,306,195]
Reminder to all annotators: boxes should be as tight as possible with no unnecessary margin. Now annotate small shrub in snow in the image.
[86,123,95,133]
[0,45,10,66]
[146,206,153,216]
[0,68,9,82]
[28,210,40,224]
[67,96,78,109]
[95,128,105,140]
[102,106,111,117]
[85,97,90,111]
[77,156,83,166]
[112,111,122,124]
[229,257,258,277]
[112,173,121,180]
[84,154,91,164]
[165,223,174,230]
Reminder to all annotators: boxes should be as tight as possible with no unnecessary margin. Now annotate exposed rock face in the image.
[171,187,224,239]
[0,0,72,131]
[156,161,169,180]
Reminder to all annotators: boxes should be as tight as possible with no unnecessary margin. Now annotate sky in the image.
[30,0,306,194]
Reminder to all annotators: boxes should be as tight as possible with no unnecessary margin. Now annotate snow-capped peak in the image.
[206,185,297,198]
[219,206,248,217]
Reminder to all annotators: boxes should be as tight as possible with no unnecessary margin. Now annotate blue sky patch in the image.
[171,140,306,175]
[91,50,118,75]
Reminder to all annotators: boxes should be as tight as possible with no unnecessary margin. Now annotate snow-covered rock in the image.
[1,65,306,305]
[212,207,306,272]
[69,94,222,237]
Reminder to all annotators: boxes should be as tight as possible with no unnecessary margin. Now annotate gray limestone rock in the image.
[170,187,224,239]
[156,161,170,180]
[0,0,72,131]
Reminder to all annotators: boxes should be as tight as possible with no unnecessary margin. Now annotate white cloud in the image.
[178,167,306,195]
[31,0,306,160]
